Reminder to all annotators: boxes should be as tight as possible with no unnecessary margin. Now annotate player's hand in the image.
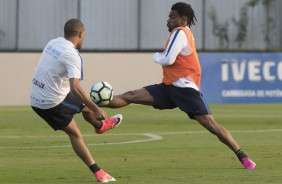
[93,108,107,121]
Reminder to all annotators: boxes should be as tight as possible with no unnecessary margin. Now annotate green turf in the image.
[0,104,282,184]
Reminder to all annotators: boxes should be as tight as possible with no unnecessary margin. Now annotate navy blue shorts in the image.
[144,83,212,119]
[31,92,85,130]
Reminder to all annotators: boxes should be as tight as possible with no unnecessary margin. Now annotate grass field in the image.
[0,104,282,184]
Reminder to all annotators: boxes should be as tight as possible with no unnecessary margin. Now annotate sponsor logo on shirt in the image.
[45,45,61,59]
[33,78,45,89]
[30,96,45,104]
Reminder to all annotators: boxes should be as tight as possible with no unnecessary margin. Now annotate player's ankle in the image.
[89,163,101,173]
[235,149,248,161]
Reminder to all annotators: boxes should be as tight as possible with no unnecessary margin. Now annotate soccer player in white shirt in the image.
[30,19,121,183]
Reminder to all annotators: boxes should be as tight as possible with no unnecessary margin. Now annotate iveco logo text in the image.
[221,59,282,82]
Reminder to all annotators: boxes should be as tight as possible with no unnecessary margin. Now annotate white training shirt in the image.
[153,27,199,91]
[30,37,83,109]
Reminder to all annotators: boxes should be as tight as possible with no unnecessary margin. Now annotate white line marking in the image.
[157,128,282,135]
[0,133,163,150]
[0,129,281,150]
[88,133,162,146]
[2,128,282,139]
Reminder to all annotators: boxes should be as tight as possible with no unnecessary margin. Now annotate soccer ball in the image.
[90,81,114,106]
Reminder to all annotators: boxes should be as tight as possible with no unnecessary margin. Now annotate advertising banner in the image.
[199,53,282,104]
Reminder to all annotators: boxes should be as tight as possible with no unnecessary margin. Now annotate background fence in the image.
[0,0,281,51]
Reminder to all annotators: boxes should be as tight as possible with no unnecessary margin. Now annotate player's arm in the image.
[65,51,107,120]
[153,30,187,66]
[69,78,107,120]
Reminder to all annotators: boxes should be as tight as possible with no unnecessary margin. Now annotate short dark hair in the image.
[64,19,84,38]
[171,2,197,27]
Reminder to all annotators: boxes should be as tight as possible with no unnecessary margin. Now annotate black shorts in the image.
[31,92,85,130]
[144,83,212,119]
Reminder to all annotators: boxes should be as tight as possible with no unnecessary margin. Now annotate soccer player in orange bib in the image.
[108,2,255,170]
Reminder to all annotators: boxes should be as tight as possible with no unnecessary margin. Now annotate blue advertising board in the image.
[199,53,282,104]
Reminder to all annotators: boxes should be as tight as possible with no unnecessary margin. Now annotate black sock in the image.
[235,149,248,161]
[89,163,101,173]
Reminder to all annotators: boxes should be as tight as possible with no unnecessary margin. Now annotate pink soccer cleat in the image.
[241,157,256,169]
[94,170,116,183]
[95,114,122,134]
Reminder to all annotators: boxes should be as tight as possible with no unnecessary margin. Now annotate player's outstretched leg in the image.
[195,115,256,169]
[95,114,123,134]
